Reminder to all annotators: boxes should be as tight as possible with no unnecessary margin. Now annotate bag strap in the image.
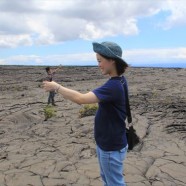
[120,76,132,123]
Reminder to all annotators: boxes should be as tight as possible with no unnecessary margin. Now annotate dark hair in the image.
[115,58,128,75]
[100,54,128,75]
[45,67,50,73]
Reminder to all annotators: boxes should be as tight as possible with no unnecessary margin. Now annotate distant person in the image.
[45,66,62,106]
[43,42,131,186]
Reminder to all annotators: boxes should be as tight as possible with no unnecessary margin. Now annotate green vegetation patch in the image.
[44,105,56,120]
[79,104,98,118]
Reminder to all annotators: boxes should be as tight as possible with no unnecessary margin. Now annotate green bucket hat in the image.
[92,41,128,65]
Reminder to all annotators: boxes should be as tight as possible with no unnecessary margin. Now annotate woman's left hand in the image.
[43,81,59,92]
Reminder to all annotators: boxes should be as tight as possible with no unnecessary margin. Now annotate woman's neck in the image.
[109,69,118,77]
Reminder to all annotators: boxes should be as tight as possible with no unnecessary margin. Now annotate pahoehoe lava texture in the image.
[0,66,186,186]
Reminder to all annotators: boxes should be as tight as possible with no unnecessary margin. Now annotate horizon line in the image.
[0,64,185,69]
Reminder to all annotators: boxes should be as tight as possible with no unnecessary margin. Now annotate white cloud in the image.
[161,0,186,29]
[124,48,186,66]
[0,34,32,48]
[0,0,185,48]
[1,48,185,67]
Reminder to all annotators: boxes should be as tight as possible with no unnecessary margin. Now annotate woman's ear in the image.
[110,59,115,65]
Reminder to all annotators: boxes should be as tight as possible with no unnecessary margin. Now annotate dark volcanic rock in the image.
[0,66,186,186]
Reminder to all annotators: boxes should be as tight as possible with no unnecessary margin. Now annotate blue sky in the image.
[0,0,186,67]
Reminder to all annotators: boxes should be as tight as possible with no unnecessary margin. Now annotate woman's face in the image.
[96,53,114,75]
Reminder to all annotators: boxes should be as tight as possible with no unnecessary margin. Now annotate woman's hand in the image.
[43,81,59,92]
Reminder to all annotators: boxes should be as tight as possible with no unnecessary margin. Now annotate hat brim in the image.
[92,42,127,65]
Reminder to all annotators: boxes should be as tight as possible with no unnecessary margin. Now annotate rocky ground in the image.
[0,66,185,186]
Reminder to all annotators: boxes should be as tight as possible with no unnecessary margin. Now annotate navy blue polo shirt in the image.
[92,76,128,151]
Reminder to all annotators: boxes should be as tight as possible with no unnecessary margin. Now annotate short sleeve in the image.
[92,80,118,102]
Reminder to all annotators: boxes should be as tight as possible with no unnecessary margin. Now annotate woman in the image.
[43,41,129,186]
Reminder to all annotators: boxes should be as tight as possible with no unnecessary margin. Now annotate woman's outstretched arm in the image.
[43,81,99,105]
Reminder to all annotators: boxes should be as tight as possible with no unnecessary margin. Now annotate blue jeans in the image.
[96,145,128,186]
[48,91,55,105]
